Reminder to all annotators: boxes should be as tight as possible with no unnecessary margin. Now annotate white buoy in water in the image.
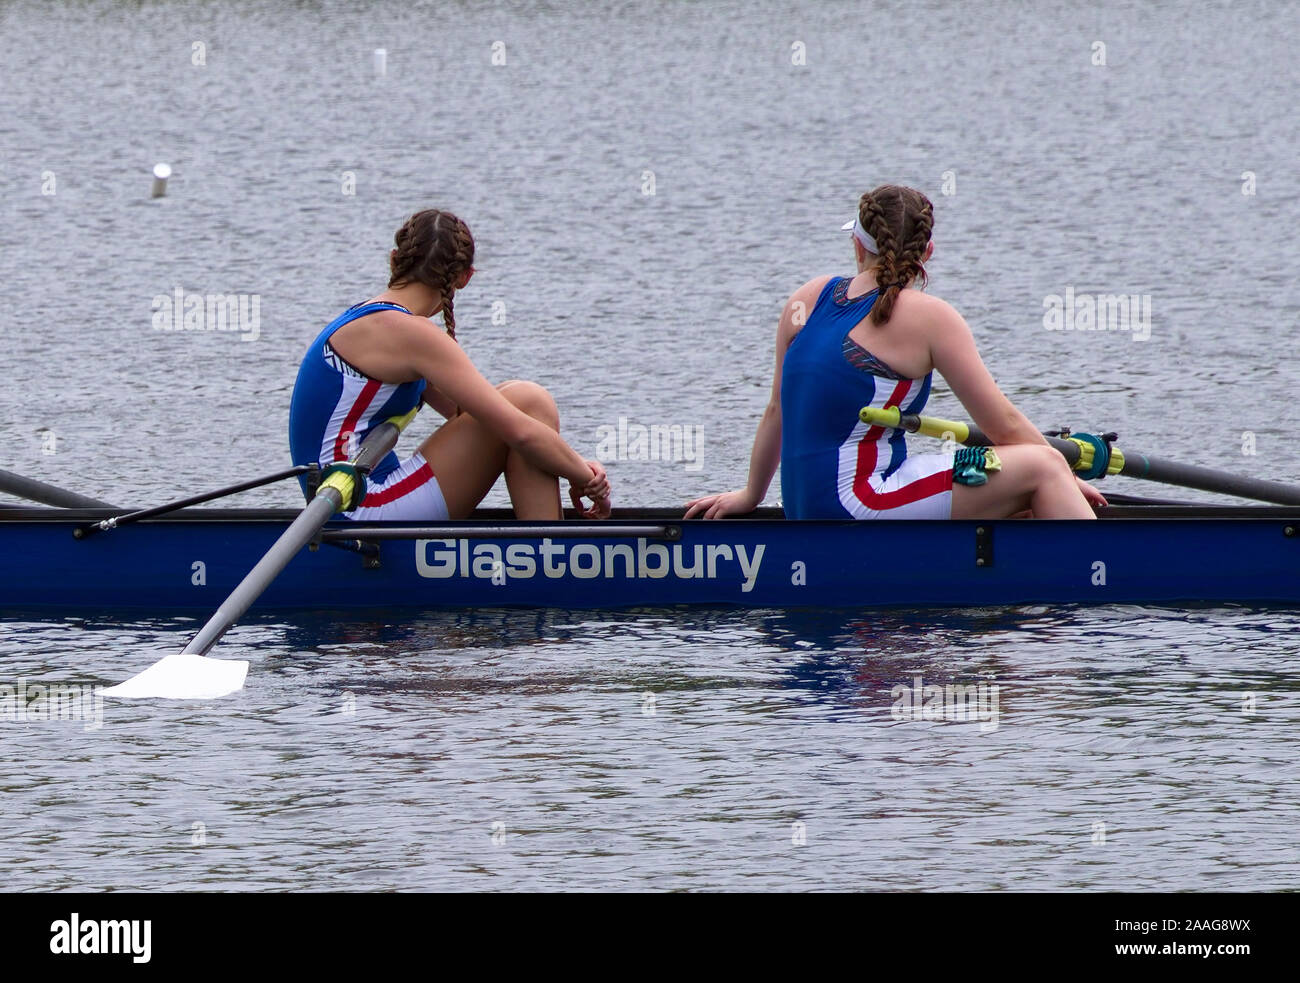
[151,162,171,198]
[374,48,387,76]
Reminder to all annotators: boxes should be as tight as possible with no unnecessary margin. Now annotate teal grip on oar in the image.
[1072,432,1111,481]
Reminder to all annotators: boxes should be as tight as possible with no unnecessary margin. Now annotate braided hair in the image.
[857,185,934,326]
[388,209,475,340]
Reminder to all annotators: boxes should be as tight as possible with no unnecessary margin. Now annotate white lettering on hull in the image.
[415,538,766,593]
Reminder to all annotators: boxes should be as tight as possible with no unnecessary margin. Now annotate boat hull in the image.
[4,506,1300,610]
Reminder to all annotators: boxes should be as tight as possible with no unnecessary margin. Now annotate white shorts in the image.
[837,451,954,520]
[342,451,450,522]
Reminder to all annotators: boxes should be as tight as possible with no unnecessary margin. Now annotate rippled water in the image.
[2,0,1299,891]
[4,605,1299,891]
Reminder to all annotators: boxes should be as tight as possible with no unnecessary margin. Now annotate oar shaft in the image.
[921,411,1300,503]
[1116,452,1300,506]
[182,494,338,655]
[861,406,1300,506]
[0,467,115,509]
[180,415,409,657]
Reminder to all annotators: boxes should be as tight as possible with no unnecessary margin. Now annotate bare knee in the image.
[1024,444,1073,484]
[996,444,1068,490]
[498,380,559,426]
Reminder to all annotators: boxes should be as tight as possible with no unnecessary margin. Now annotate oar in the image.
[0,467,116,508]
[860,406,1300,506]
[103,408,419,700]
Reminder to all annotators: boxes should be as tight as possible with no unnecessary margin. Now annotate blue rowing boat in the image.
[5,503,1300,610]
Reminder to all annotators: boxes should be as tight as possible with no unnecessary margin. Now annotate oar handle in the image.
[859,406,1098,472]
[860,406,975,444]
[313,407,419,512]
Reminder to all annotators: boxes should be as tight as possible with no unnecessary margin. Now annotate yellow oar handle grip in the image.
[386,406,420,431]
[859,406,901,428]
[859,406,971,444]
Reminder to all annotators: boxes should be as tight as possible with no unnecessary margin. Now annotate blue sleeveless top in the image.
[288,302,426,498]
[780,277,934,519]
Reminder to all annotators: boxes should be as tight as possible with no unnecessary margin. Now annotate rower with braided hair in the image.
[290,208,610,521]
[687,184,1103,521]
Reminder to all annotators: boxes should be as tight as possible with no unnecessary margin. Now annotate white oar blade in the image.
[102,654,249,700]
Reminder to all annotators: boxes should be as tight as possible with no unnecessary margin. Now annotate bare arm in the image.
[927,299,1050,447]
[421,386,459,420]
[387,320,598,488]
[742,395,782,504]
[685,277,829,518]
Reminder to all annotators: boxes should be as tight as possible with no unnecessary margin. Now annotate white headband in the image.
[841,216,878,254]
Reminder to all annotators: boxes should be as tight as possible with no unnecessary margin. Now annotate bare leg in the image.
[417,380,564,520]
[951,444,1096,519]
[497,382,564,518]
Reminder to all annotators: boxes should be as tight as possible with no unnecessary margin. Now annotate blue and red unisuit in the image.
[288,301,448,520]
[780,277,954,520]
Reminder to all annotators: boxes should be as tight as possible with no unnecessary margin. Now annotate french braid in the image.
[388,209,476,341]
[858,186,934,325]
